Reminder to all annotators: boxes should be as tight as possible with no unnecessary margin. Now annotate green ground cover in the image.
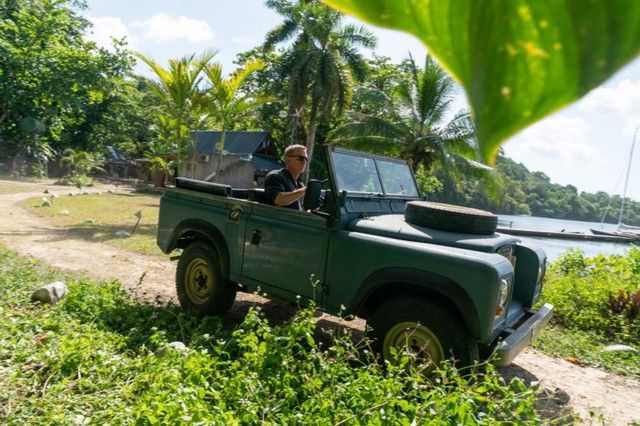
[22,192,163,257]
[0,244,547,424]
[534,248,640,376]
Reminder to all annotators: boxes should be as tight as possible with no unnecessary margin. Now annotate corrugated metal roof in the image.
[190,131,269,154]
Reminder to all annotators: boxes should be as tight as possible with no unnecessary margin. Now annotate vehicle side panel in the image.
[325,231,514,342]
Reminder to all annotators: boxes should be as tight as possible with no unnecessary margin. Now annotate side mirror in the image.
[304,179,322,211]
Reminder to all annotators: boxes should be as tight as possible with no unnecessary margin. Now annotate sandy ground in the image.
[0,179,639,425]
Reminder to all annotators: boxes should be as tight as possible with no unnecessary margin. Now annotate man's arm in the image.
[273,186,306,207]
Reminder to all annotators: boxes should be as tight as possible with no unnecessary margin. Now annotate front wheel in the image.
[367,297,478,369]
[176,241,236,316]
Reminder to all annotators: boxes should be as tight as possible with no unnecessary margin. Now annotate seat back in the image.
[248,188,268,204]
[175,177,231,197]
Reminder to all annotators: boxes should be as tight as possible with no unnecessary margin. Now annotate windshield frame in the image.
[326,146,421,199]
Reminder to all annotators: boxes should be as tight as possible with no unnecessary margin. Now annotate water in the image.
[498,215,637,261]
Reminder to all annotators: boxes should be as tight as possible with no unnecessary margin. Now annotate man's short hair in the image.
[284,144,307,158]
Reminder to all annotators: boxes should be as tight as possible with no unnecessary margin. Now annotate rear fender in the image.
[169,219,230,278]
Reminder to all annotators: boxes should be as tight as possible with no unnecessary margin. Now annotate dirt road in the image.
[1,180,638,425]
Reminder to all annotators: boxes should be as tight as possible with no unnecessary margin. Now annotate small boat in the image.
[590,227,640,242]
[591,127,640,242]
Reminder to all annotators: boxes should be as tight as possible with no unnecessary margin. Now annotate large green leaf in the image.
[324,0,640,162]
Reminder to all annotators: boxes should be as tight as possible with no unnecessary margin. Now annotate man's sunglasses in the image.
[288,155,308,162]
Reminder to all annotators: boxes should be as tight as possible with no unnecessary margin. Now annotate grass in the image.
[0,244,549,424]
[22,191,163,256]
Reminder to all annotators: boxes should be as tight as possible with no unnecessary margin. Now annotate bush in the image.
[0,244,544,424]
[543,247,640,344]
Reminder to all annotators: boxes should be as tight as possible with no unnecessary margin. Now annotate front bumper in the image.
[494,303,554,366]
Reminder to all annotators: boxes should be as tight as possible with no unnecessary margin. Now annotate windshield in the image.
[331,150,419,197]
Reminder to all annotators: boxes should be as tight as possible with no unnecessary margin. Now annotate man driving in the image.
[264,144,308,210]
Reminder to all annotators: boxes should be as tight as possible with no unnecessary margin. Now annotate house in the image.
[179,131,282,188]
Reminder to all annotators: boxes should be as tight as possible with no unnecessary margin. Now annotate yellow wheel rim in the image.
[185,258,214,304]
[383,322,445,366]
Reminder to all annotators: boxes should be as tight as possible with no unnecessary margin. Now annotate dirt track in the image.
[1,179,639,425]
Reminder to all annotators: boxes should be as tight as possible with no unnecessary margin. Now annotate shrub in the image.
[544,247,640,344]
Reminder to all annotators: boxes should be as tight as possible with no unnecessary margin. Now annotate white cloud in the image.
[86,16,132,50]
[577,79,640,135]
[506,116,601,164]
[131,13,215,43]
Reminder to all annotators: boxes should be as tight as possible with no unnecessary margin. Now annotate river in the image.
[498,215,637,261]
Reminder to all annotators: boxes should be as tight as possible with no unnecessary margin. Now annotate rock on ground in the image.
[31,281,68,304]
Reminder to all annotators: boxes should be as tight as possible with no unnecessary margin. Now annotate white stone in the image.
[41,197,51,207]
[603,344,639,354]
[60,210,70,215]
[114,230,130,238]
[31,282,68,304]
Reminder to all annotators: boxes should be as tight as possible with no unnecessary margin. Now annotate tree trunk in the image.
[305,97,321,178]
[213,129,226,182]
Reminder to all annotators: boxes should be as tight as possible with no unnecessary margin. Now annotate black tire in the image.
[404,201,497,235]
[176,241,236,316]
[367,297,478,368]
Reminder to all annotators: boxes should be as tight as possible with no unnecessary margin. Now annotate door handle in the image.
[251,229,262,245]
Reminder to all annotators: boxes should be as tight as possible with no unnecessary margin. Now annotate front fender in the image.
[327,231,513,342]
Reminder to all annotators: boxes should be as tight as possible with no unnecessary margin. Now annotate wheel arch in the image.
[351,268,481,340]
[169,219,230,279]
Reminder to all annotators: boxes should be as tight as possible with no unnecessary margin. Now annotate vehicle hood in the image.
[348,214,520,253]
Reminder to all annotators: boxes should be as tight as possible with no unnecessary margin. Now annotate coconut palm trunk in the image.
[305,97,321,170]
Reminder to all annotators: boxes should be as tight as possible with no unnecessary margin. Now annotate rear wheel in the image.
[368,297,478,369]
[176,241,236,316]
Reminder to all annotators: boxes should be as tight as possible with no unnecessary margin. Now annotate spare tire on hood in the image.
[404,201,498,235]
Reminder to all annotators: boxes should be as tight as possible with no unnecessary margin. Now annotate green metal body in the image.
[157,146,548,348]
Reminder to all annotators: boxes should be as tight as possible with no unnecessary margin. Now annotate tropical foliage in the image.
[202,59,267,180]
[534,248,640,375]
[325,0,640,161]
[263,0,376,162]
[135,51,217,167]
[329,54,497,196]
[1,0,639,218]
[0,0,145,175]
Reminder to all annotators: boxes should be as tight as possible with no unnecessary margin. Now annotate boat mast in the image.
[618,127,639,227]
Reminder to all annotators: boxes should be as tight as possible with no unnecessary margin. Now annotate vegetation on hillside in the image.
[432,155,640,226]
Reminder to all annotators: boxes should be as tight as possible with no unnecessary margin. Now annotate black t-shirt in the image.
[264,168,304,210]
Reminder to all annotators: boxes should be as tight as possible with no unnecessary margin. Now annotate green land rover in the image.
[157,145,553,367]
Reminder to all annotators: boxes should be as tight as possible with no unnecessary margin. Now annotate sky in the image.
[83,0,640,202]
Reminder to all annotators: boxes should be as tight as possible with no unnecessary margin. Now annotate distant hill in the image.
[430,155,640,226]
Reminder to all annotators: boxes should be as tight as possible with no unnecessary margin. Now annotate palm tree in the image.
[135,51,216,168]
[202,59,267,181]
[264,0,375,164]
[329,55,496,192]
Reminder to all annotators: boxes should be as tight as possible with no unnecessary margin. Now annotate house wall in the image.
[179,155,257,188]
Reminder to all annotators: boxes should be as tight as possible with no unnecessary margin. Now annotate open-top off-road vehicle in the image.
[157,145,553,366]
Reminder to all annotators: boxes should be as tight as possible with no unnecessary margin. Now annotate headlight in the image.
[496,278,510,316]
